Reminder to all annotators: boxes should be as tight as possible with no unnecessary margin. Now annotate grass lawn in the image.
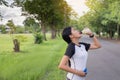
[0,34,67,80]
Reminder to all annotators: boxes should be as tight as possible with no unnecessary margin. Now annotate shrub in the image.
[34,32,43,44]
[16,27,25,33]
[14,35,28,42]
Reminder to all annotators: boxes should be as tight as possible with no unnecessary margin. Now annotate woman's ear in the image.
[69,34,73,38]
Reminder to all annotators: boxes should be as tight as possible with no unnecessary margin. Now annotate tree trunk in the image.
[117,24,120,40]
[57,29,61,37]
[51,26,56,39]
[13,39,20,52]
[109,31,114,39]
[98,32,101,37]
[41,22,47,41]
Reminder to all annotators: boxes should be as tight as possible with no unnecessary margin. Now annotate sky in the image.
[65,0,89,17]
[0,5,26,26]
[0,0,89,26]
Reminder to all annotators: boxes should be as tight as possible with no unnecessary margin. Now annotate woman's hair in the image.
[62,27,72,44]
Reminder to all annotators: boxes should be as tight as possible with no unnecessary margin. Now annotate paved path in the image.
[80,37,120,80]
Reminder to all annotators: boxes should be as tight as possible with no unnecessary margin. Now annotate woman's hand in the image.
[85,31,94,37]
[76,70,86,77]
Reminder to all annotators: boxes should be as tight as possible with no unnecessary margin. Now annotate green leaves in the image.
[23,0,72,27]
[82,0,120,38]
[6,20,16,34]
[23,17,40,33]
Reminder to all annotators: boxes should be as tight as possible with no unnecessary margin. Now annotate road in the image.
[80,37,120,80]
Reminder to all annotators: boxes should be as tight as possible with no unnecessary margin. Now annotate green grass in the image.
[0,34,67,80]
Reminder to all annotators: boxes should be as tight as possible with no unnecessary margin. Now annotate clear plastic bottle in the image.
[82,27,92,35]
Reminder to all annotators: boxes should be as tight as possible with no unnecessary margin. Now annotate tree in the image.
[6,20,16,34]
[12,0,74,40]
[23,0,73,39]
[23,17,40,32]
[84,0,120,39]
[47,0,72,39]
[23,17,43,44]
[99,0,120,39]
[6,20,20,52]
[0,25,6,33]
[24,0,51,40]
[108,1,120,38]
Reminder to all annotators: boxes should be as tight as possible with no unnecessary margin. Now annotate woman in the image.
[58,27,101,80]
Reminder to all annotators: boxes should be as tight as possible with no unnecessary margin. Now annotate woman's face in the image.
[70,28,82,38]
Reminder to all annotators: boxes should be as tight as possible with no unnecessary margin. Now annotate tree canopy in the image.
[78,0,120,39]
[23,0,73,39]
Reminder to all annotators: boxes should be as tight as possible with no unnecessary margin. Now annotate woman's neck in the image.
[71,38,79,46]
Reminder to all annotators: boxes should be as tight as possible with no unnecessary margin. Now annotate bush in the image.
[0,25,7,34]
[16,27,25,33]
[34,32,43,44]
[14,35,28,42]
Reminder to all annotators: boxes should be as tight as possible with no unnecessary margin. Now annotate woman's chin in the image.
[78,36,82,38]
